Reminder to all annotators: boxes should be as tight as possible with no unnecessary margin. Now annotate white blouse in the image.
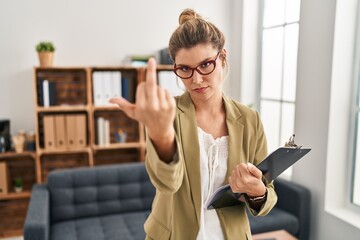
[196,127,229,240]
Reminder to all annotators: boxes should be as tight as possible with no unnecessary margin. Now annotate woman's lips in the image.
[193,87,208,93]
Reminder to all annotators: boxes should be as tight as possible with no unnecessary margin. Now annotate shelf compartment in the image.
[35,68,88,107]
[0,156,36,194]
[0,198,29,238]
[37,112,89,150]
[94,110,139,145]
[93,148,141,166]
[40,152,89,182]
[90,68,139,105]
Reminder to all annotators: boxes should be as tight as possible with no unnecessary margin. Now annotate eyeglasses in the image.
[173,52,220,79]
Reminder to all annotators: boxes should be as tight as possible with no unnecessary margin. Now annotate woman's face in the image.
[174,44,225,102]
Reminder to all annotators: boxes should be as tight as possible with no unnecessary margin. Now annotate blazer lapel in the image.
[177,93,202,226]
[223,95,244,182]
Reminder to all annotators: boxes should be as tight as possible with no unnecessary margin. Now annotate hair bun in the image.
[178,8,203,25]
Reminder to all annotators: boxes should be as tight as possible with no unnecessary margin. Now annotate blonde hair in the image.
[168,9,226,62]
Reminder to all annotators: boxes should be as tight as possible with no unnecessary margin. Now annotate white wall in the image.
[3,0,360,239]
[0,0,232,135]
[293,0,360,239]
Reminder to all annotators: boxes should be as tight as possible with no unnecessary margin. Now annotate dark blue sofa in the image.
[24,162,310,240]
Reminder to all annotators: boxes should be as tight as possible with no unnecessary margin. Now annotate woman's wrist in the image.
[246,188,267,202]
[148,128,176,163]
[245,189,268,211]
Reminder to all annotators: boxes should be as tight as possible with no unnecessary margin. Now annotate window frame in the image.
[258,0,300,157]
[324,0,360,229]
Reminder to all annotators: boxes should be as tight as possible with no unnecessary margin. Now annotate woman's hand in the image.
[109,58,177,162]
[109,58,176,141]
[228,163,266,198]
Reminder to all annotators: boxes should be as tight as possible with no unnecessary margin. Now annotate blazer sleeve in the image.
[145,129,185,194]
[246,111,278,216]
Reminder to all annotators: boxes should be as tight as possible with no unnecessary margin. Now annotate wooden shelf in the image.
[0,151,36,159]
[38,147,91,156]
[93,142,144,151]
[92,105,122,111]
[90,65,141,70]
[0,191,31,200]
[36,105,88,112]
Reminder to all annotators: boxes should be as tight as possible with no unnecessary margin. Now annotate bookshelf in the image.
[33,64,175,181]
[0,64,175,238]
[33,66,146,181]
[0,151,36,238]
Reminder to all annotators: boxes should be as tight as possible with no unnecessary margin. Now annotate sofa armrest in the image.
[274,178,311,240]
[24,184,50,240]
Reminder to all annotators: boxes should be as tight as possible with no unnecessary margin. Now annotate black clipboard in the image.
[206,147,311,210]
[257,147,311,182]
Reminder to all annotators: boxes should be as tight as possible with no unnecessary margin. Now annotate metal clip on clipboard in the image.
[284,134,302,149]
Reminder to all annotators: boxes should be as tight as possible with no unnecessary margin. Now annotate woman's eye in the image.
[200,61,211,68]
[180,67,190,72]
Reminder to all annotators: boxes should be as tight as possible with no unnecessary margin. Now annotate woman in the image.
[110,8,277,240]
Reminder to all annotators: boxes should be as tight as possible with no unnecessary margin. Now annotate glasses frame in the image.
[173,52,221,79]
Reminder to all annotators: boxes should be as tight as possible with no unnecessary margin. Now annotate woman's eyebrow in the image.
[176,56,213,67]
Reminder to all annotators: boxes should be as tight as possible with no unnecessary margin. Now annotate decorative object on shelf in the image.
[26,131,36,151]
[36,41,55,67]
[158,47,173,65]
[115,128,127,143]
[13,177,23,193]
[130,54,153,67]
[12,131,26,153]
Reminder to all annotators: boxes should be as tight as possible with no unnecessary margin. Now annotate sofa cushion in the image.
[248,207,299,236]
[48,163,155,223]
[51,211,150,240]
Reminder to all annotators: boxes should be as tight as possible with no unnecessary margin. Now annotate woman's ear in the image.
[221,49,227,67]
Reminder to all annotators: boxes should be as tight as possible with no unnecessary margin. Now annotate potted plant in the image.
[36,41,55,67]
[13,177,23,193]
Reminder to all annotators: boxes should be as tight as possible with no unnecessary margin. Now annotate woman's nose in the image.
[192,71,203,84]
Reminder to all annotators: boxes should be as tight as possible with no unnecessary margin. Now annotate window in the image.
[351,14,360,207]
[259,0,301,153]
[324,0,360,228]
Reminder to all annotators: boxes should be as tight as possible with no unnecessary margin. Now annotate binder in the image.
[54,115,66,149]
[93,72,104,106]
[49,81,57,106]
[121,77,130,102]
[111,71,122,100]
[104,119,110,145]
[65,114,77,148]
[43,115,56,149]
[206,147,311,210]
[97,117,105,145]
[103,71,112,106]
[75,114,87,147]
[43,79,50,107]
[37,79,44,106]
[0,162,10,195]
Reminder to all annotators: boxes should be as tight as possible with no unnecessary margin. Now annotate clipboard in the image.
[206,139,311,210]
[257,147,311,182]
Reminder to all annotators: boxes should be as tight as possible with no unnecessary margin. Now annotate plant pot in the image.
[38,52,54,67]
[14,186,23,193]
